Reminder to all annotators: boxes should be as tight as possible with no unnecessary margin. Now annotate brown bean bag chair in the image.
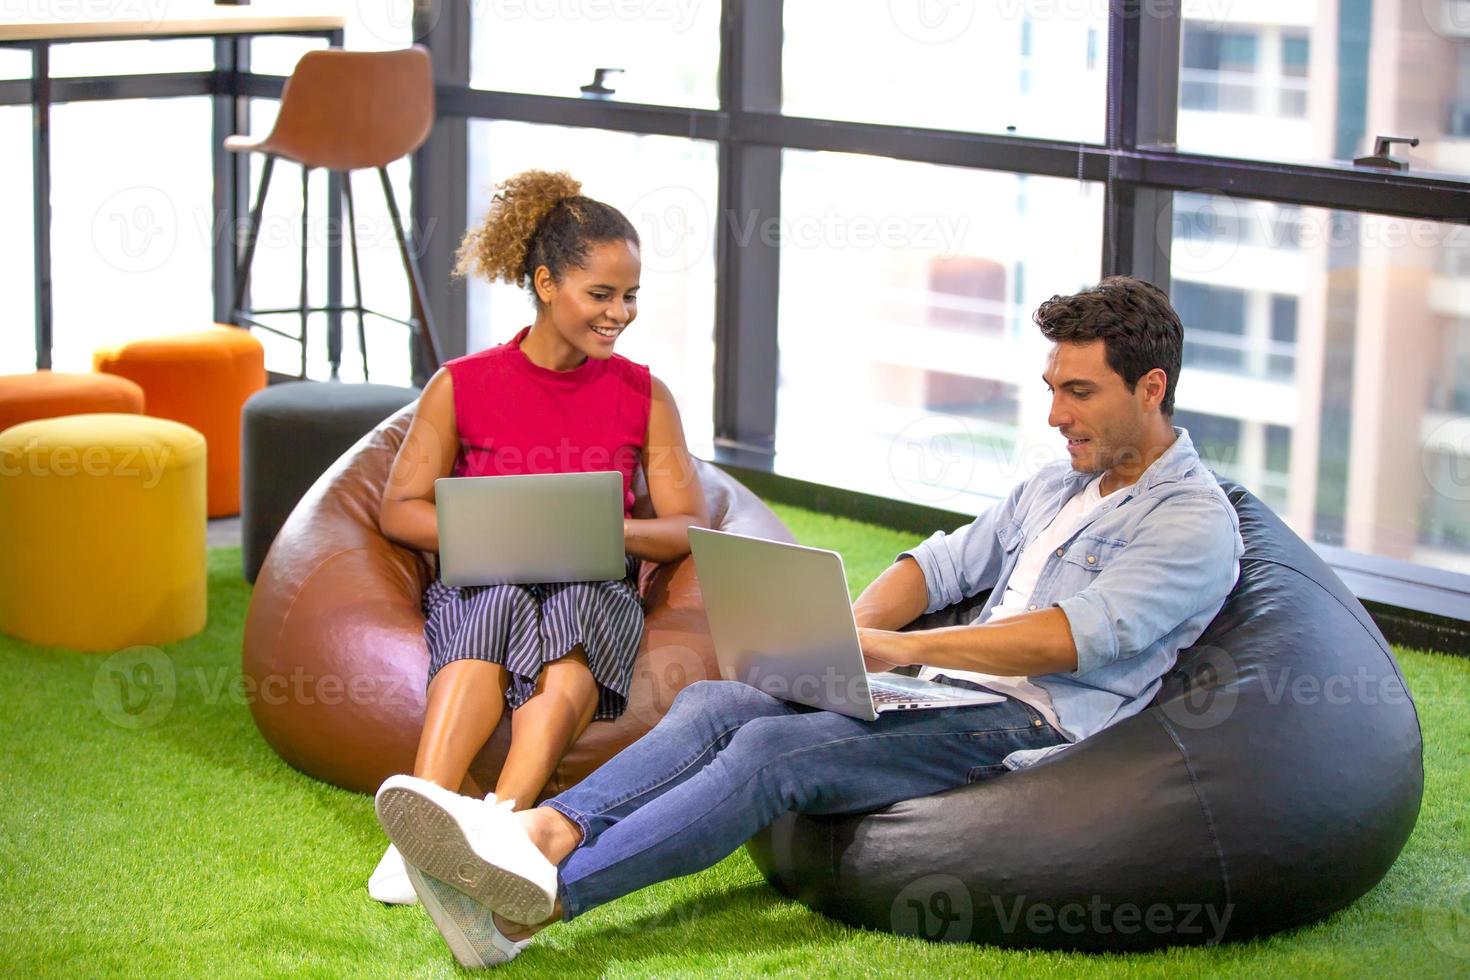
[242,403,793,797]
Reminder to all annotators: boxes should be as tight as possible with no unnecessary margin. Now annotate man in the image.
[373,276,1245,967]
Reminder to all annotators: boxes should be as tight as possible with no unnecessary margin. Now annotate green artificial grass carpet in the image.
[1,506,1468,977]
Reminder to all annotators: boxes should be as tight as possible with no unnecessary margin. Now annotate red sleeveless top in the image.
[444,326,652,517]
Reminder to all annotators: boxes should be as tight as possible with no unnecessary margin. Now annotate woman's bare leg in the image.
[413,659,510,791]
[494,647,599,809]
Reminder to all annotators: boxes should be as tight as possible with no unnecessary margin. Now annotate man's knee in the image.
[715,715,813,801]
[670,679,783,724]
[726,714,792,756]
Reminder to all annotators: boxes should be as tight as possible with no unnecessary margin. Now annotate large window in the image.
[0,5,408,379]
[469,2,721,107]
[776,150,1103,511]
[46,97,215,371]
[1176,2,1470,176]
[1171,192,1470,574]
[48,38,213,76]
[0,47,28,80]
[0,105,34,374]
[783,0,1106,142]
[239,98,416,387]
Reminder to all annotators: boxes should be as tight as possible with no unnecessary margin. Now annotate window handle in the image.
[580,68,624,99]
[1353,135,1420,171]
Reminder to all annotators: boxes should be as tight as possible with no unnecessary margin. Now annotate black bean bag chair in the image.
[746,479,1423,951]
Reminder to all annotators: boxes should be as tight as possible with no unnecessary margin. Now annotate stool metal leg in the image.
[232,152,275,323]
[327,170,343,379]
[299,164,310,379]
[343,171,369,383]
[379,165,441,385]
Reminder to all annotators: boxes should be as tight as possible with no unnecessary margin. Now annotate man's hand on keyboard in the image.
[858,627,912,674]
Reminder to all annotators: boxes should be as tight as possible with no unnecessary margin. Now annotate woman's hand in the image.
[626,375,709,563]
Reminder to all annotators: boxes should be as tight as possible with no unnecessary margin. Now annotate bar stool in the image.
[225,46,442,384]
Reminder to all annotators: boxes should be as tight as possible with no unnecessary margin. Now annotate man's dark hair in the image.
[1033,275,1183,416]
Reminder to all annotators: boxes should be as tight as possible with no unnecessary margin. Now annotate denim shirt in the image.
[899,427,1244,769]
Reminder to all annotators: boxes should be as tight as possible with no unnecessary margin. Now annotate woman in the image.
[368,170,708,908]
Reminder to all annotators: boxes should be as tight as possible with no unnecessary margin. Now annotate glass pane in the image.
[1170,190,1470,574]
[776,150,1104,512]
[469,3,720,108]
[784,0,1106,142]
[241,99,416,386]
[253,0,410,75]
[465,121,718,453]
[48,39,213,77]
[46,97,213,370]
[0,105,35,374]
[249,37,329,78]
[0,48,31,81]
[1177,3,1470,177]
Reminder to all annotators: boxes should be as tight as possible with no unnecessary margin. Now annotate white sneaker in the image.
[368,843,419,905]
[374,774,558,926]
[405,860,532,968]
[369,794,501,906]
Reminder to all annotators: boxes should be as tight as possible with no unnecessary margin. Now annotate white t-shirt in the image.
[917,473,1111,736]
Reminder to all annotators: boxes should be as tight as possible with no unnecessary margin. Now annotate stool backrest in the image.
[264,46,434,171]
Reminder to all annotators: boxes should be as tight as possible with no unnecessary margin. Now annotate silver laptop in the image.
[434,472,625,587]
[688,527,1004,720]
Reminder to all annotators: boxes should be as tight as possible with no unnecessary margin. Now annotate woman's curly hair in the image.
[454,169,639,306]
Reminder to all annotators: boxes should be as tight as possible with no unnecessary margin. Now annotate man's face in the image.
[1043,339,1150,475]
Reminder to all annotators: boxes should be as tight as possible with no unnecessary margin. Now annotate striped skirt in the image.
[421,555,644,721]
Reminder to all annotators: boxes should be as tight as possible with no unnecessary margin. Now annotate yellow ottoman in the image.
[0,413,207,651]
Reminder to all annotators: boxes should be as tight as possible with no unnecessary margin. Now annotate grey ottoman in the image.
[240,381,420,583]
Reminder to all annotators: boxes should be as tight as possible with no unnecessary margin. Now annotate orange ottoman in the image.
[0,370,145,432]
[93,325,265,517]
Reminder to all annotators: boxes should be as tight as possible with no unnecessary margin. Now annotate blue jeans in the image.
[543,678,1065,918]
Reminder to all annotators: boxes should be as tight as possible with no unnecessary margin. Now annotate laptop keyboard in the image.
[869,680,977,705]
